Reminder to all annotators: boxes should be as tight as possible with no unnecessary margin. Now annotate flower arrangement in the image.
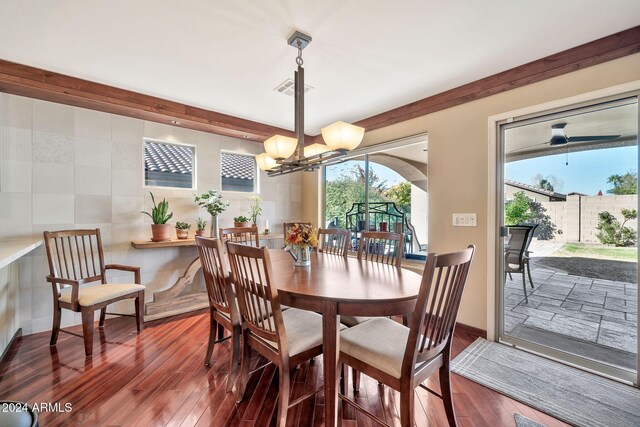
[285,223,318,248]
[193,190,229,216]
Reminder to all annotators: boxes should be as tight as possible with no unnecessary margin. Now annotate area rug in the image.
[514,413,546,427]
[451,338,640,427]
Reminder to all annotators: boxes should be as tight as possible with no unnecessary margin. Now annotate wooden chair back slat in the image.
[405,246,475,368]
[317,228,350,256]
[44,229,105,283]
[226,242,286,350]
[220,226,260,247]
[196,237,233,314]
[357,231,404,267]
[283,222,311,238]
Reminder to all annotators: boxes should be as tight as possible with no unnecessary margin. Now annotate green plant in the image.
[175,221,191,230]
[194,190,229,216]
[234,215,249,223]
[249,196,262,224]
[504,192,535,225]
[606,172,637,195]
[196,217,207,231]
[141,192,173,224]
[596,209,638,247]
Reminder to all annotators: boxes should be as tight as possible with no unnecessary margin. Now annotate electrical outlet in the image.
[453,213,477,227]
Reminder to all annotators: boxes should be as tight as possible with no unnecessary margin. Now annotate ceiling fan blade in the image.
[509,142,549,153]
[567,135,620,142]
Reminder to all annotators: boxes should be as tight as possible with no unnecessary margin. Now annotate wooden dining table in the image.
[267,249,424,427]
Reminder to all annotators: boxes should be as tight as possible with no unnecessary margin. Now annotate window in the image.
[221,152,257,192]
[144,139,195,189]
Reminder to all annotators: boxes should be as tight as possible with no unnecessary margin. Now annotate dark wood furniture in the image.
[43,229,144,356]
[283,222,311,237]
[358,231,404,267]
[226,243,331,427]
[340,245,475,426]
[219,226,260,247]
[317,228,350,256]
[195,237,240,391]
[504,224,538,303]
[266,249,423,427]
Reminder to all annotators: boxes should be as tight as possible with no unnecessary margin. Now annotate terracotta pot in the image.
[176,229,189,240]
[195,229,206,236]
[150,224,172,242]
[234,221,250,227]
[379,221,388,232]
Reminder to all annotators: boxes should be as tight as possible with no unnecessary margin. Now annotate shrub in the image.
[596,209,637,247]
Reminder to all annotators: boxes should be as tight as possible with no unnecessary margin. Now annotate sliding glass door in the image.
[497,94,639,384]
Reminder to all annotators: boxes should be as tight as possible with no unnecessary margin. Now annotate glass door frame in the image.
[495,92,640,386]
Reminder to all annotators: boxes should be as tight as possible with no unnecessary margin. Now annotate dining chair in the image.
[226,242,345,427]
[195,236,241,391]
[43,229,145,357]
[357,231,404,267]
[504,224,538,303]
[340,245,475,427]
[283,222,311,237]
[317,228,350,256]
[219,226,260,247]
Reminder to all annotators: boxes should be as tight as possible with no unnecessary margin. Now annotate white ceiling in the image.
[1,1,639,134]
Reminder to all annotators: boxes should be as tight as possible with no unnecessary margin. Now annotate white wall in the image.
[0,93,302,335]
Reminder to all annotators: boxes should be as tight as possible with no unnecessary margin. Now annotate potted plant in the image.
[175,221,191,239]
[194,190,229,238]
[141,192,173,242]
[234,215,250,227]
[249,196,262,226]
[195,217,207,236]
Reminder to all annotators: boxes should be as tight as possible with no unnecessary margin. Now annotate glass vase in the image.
[293,245,312,267]
[209,214,220,238]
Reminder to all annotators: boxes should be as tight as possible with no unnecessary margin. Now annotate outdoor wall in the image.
[541,194,638,243]
[0,94,302,335]
[302,53,640,331]
[411,184,428,246]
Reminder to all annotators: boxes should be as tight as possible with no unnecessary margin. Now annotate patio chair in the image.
[504,224,538,303]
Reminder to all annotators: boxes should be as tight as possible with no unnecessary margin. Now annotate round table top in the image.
[268,249,423,304]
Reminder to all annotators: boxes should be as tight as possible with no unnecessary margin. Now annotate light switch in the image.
[453,213,477,227]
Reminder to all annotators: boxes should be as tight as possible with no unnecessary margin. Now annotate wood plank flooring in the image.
[0,310,568,426]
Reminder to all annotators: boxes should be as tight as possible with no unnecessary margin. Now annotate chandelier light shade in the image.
[256,152,278,171]
[263,134,298,160]
[321,121,365,151]
[303,143,331,157]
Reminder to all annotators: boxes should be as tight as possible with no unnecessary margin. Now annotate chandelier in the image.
[257,31,365,176]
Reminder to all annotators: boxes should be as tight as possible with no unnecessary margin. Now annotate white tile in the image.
[19,287,32,323]
[0,224,33,241]
[109,243,144,269]
[75,108,111,140]
[112,196,145,224]
[32,194,74,224]
[142,247,176,273]
[113,168,144,196]
[275,183,291,202]
[17,256,33,289]
[0,127,32,161]
[290,184,301,203]
[75,195,112,223]
[75,137,112,167]
[0,192,31,224]
[144,121,173,140]
[112,115,144,142]
[75,165,111,195]
[33,131,74,164]
[112,139,142,170]
[30,254,50,289]
[33,161,74,194]
[33,100,74,135]
[112,223,148,246]
[140,270,177,301]
[1,159,31,192]
[0,94,32,129]
[31,285,53,318]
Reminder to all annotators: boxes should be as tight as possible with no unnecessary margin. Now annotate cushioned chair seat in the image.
[264,308,346,357]
[340,317,410,379]
[340,315,373,327]
[59,284,145,306]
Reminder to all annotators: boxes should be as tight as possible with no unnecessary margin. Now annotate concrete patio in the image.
[504,251,637,369]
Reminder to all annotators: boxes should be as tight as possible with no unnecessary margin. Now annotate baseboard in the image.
[456,322,487,339]
[0,328,22,370]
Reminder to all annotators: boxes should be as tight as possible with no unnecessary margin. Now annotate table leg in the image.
[323,300,339,427]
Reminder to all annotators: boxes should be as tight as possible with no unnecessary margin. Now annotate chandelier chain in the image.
[296,40,303,66]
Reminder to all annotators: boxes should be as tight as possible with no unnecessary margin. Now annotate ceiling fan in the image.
[511,122,620,153]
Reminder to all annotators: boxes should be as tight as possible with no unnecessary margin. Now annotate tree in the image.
[505,192,535,225]
[531,173,562,192]
[606,172,637,195]
[596,209,638,247]
[384,182,411,213]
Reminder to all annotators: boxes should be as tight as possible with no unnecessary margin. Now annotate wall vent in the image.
[273,78,313,96]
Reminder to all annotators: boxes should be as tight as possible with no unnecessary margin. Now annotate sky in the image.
[505,145,637,195]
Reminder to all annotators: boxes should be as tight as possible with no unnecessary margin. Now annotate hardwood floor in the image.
[0,310,568,427]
